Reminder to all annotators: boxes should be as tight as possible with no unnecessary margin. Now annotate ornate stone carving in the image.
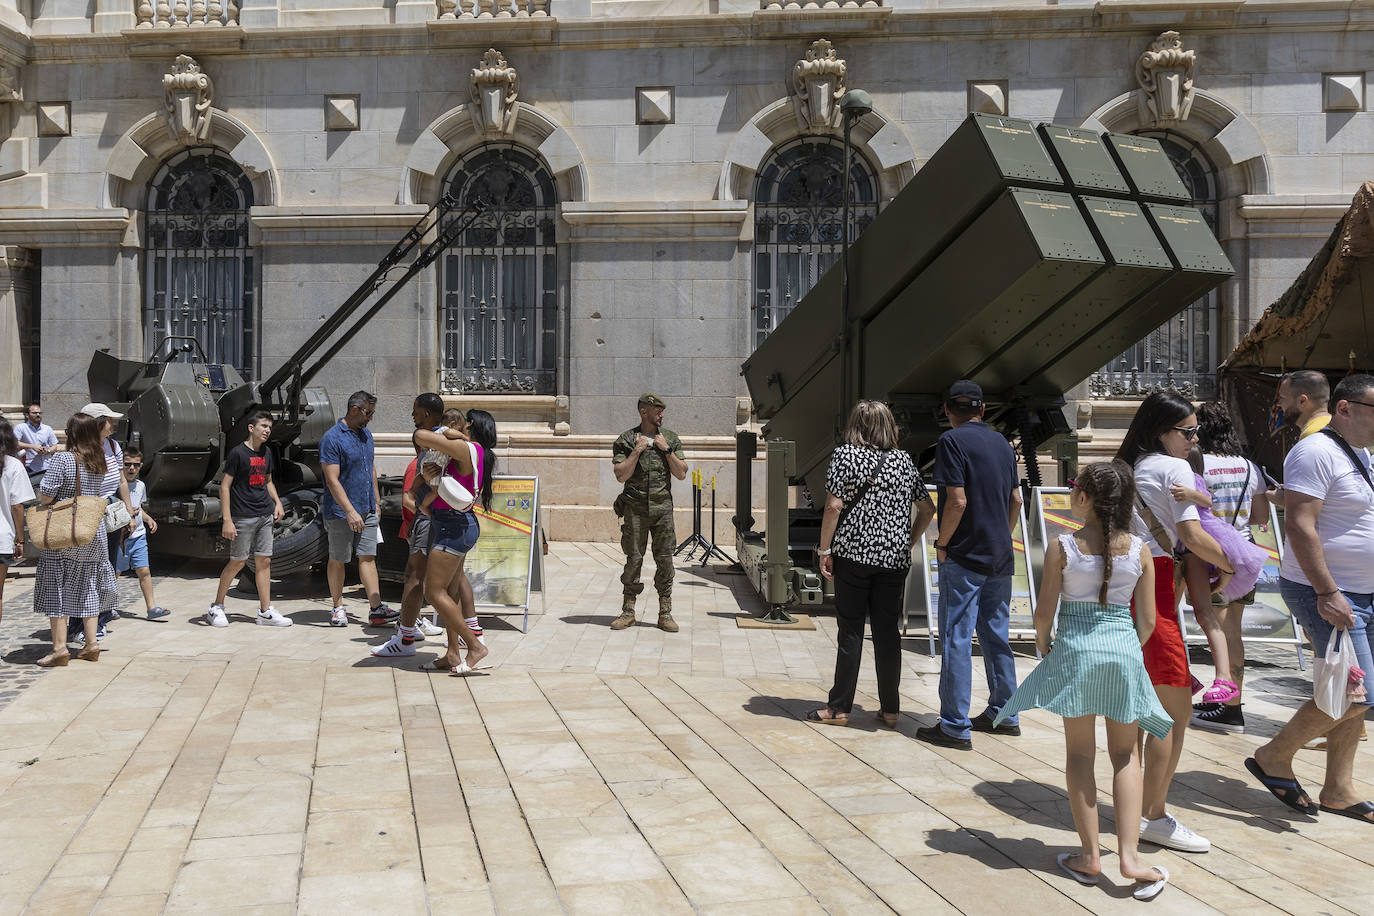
[1135,30,1195,126]
[162,55,214,146]
[790,39,846,133]
[469,49,519,138]
[0,64,20,103]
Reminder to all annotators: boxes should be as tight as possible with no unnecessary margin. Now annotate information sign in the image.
[466,476,543,632]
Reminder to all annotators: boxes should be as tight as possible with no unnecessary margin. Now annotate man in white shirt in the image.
[0,441,35,622]
[14,402,57,476]
[1247,374,1374,823]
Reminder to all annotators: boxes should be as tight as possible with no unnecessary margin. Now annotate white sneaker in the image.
[207,604,228,628]
[330,606,348,627]
[256,607,293,627]
[1140,815,1210,852]
[370,634,415,657]
[416,617,444,638]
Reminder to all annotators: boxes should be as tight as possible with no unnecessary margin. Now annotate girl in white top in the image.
[996,460,1170,900]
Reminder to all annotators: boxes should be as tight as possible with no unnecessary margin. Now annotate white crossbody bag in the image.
[431,441,481,512]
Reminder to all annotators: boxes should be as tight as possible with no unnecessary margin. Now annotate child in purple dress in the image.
[1171,448,1267,704]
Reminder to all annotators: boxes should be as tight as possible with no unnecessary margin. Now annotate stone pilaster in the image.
[0,246,36,407]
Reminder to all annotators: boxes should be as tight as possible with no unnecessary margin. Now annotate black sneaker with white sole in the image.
[1191,702,1244,733]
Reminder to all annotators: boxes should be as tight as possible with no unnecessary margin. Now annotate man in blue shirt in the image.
[320,390,393,628]
[15,402,58,479]
[915,380,1024,750]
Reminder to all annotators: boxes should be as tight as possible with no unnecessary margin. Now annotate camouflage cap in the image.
[638,393,666,409]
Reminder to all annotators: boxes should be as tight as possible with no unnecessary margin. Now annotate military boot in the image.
[657,595,679,633]
[611,596,637,630]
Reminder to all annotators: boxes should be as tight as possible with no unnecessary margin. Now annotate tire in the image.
[247,488,327,578]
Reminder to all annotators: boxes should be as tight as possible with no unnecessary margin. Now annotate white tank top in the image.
[1059,533,1144,605]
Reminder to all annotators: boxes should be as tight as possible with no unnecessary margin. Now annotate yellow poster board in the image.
[467,476,543,632]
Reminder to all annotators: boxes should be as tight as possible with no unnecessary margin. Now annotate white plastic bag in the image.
[1314,629,1359,720]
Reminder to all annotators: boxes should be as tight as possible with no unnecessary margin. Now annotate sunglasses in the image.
[358,407,375,417]
[123,462,142,468]
[1346,398,1374,410]
[1172,425,1200,439]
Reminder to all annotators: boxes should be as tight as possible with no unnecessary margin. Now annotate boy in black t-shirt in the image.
[207,411,289,628]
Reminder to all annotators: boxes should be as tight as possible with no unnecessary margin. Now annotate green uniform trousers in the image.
[620,507,675,598]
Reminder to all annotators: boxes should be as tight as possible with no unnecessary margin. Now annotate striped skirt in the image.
[995,600,1174,739]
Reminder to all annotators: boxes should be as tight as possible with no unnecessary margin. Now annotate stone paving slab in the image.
[0,543,1367,913]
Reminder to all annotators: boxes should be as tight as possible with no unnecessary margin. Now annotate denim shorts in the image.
[430,507,479,557]
[1280,577,1374,706]
[230,516,274,562]
[116,534,149,572]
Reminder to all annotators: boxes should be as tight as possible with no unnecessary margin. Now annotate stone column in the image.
[0,246,36,408]
[93,0,138,31]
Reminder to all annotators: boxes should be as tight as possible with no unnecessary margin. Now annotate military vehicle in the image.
[736,113,1234,619]
[88,196,484,576]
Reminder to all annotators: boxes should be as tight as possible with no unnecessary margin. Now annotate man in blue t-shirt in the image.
[320,390,393,628]
[914,380,1024,750]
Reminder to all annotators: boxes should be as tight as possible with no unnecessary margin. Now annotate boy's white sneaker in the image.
[206,604,228,628]
[371,634,415,657]
[256,607,293,627]
[330,606,348,627]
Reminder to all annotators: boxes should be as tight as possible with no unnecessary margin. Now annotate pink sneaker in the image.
[1201,679,1240,704]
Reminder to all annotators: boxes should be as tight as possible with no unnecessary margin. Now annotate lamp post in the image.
[838,89,872,423]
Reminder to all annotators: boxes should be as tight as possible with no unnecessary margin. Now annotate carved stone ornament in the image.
[791,39,846,133]
[0,63,20,103]
[1135,30,1195,126]
[469,49,519,138]
[162,54,214,145]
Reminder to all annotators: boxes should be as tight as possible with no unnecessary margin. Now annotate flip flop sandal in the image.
[420,658,457,672]
[448,663,475,677]
[1245,757,1319,815]
[1133,866,1169,901]
[146,607,169,619]
[805,708,849,726]
[1318,801,1374,822]
[1056,852,1099,886]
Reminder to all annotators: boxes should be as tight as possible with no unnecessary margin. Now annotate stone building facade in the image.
[0,0,1369,536]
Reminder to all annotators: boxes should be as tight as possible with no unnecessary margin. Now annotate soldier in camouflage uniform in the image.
[611,393,688,631]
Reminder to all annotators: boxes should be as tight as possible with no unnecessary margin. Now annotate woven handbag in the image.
[25,458,105,550]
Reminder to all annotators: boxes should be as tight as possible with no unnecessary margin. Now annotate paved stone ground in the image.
[0,543,1367,914]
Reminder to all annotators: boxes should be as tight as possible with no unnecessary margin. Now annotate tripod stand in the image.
[674,469,734,564]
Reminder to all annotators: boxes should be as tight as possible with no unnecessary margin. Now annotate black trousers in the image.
[826,555,907,715]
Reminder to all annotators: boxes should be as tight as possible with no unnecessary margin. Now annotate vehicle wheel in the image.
[247,489,327,578]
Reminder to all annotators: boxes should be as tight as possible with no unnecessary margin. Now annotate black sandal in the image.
[1245,757,1318,815]
[805,707,849,727]
[1319,801,1374,822]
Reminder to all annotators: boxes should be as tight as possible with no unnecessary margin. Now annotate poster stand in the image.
[468,476,543,633]
[901,485,1038,653]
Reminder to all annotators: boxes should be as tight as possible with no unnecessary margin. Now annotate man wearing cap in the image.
[914,380,1024,750]
[611,393,688,631]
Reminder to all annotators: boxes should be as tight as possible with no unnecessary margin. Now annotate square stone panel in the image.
[637,87,674,125]
[325,94,360,131]
[37,102,70,137]
[967,81,1008,116]
[1324,73,1364,112]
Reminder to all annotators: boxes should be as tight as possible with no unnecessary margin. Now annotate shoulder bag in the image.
[437,441,482,512]
[25,458,105,550]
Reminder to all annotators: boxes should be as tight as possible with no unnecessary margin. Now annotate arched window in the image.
[1090,131,1221,399]
[752,136,879,350]
[439,142,559,395]
[145,147,255,375]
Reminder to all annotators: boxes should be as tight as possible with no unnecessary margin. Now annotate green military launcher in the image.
[735,113,1233,618]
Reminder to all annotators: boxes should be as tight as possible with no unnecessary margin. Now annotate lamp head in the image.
[840,89,873,120]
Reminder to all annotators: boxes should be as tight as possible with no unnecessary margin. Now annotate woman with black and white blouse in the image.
[808,400,927,727]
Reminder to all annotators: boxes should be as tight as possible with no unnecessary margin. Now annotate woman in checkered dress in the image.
[34,413,117,666]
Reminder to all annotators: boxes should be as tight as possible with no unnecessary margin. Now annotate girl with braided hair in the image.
[994,460,1173,900]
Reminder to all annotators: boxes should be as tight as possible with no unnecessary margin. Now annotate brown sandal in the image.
[805,707,849,726]
[37,651,70,667]
[77,646,101,662]
[879,711,900,729]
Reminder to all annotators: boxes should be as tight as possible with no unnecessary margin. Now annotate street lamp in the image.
[838,89,872,421]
